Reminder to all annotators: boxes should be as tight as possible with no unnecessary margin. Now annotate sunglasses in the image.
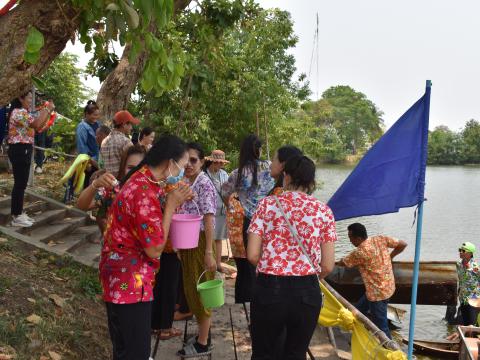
[459,248,466,253]
[188,157,199,164]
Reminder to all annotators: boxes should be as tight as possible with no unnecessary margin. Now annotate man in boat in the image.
[456,242,480,325]
[338,223,407,339]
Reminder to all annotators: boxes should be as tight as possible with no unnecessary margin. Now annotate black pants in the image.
[34,132,46,168]
[106,301,152,360]
[233,217,257,304]
[8,143,32,216]
[460,303,478,325]
[251,274,322,360]
[151,252,180,330]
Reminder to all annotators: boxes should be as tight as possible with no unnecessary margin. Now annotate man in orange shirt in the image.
[338,223,407,339]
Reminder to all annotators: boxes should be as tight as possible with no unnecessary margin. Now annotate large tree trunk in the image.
[0,0,79,106]
[96,0,192,120]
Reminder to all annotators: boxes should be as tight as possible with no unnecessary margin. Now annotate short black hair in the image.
[97,125,111,136]
[187,142,205,160]
[347,223,368,239]
[139,127,154,141]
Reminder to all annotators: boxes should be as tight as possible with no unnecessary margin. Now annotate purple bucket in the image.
[170,214,203,249]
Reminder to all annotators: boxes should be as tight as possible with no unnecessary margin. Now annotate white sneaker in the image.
[11,215,33,228]
[35,166,43,174]
[18,213,35,223]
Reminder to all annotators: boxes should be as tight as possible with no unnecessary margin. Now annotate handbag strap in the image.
[274,195,321,275]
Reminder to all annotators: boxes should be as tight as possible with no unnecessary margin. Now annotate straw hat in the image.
[205,150,229,164]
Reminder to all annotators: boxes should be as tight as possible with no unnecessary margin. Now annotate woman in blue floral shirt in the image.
[222,134,274,303]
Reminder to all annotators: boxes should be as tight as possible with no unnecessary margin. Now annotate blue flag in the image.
[327,88,430,221]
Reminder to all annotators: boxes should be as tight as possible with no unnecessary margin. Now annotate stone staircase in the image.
[0,189,101,267]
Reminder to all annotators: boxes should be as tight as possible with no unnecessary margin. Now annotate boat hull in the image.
[325,261,458,305]
[401,338,460,359]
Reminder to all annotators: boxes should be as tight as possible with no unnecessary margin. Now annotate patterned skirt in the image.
[179,231,216,321]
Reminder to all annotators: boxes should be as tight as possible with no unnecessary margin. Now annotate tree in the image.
[39,53,91,153]
[321,86,384,154]
[427,126,463,165]
[138,4,309,156]
[461,119,480,164]
[0,0,192,111]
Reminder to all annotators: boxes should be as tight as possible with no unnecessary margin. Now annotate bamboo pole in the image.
[255,111,260,137]
[320,279,401,351]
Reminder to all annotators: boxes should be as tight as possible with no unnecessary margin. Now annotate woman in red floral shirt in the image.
[247,155,336,359]
[99,135,192,359]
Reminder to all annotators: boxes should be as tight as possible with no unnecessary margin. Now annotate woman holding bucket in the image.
[222,134,274,303]
[176,142,217,357]
[247,155,337,359]
[99,135,192,359]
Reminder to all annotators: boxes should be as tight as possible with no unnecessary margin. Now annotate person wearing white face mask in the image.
[99,135,192,360]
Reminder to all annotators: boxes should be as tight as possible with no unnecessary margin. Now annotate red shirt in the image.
[99,166,165,304]
[248,191,337,276]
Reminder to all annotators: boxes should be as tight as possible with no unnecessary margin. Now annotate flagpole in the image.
[407,80,431,359]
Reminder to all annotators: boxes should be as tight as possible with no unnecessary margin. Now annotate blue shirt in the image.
[76,119,100,161]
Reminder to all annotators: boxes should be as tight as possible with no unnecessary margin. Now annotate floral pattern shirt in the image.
[248,191,337,276]
[457,258,480,305]
[99,166,165,304]
[206,168,229,215]
[178,171,216,231]
[222,160,275,219]
[226,193,246,258]
[8,108,35,144]
[342,236,399,301]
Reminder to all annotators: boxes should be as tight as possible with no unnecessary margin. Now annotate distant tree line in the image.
[427,120,480,165]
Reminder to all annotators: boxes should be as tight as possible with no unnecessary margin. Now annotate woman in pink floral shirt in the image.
[99,135,192,359]
[247,155,336,359]
[8,92,54,227]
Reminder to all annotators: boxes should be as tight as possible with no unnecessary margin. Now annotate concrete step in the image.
[46,225,100,254]
[0,199,49,226]
[18,209,67,234]
[31,216,87,243]
[69,241,101,267]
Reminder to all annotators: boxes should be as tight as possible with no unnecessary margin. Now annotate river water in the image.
[314,165,480,355]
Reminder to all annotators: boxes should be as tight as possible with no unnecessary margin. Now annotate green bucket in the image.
[197,271,225,309]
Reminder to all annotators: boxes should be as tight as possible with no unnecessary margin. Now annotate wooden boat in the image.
[325,261,458,305]
[387,305,406,329]
[458,325,480,360]
[401,338,460,359]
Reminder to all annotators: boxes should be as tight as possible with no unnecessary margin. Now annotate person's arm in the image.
[203,213,216,271]
[339,248,364,268]
[144,184,192,259]
[76,125,89,155]
[30,102,55,131]
[247,232,262,266]
[76,172,117,210]
[388,238,407,260]
[318,242,335,279]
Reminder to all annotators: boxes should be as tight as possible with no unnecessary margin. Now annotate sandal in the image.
[177,342,212,358]
[158,327,182,340]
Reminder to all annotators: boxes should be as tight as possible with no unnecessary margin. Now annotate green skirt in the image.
[179,231,216,321]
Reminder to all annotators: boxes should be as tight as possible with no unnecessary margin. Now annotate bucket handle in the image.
[197,270,224,287]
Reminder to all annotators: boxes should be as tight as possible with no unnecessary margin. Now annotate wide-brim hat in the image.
[205,149,229,164]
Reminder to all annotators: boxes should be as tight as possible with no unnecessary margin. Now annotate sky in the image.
[4,0,478,130]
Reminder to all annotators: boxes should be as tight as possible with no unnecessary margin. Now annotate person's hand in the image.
[46,100,55,112]
[92,172,117,189]
[204,252,216,272]
[166,183,193,209]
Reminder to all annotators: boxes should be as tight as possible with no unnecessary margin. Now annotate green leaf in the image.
[141,76,154,92]
[129,41,143,63]
[24,50,40,65]
[156,75,167,88]
[174,63,184,77]
[152,38,163,53]
[25,27,44,53]
[145,33,154,49]
[31,76,46,90]
[166,58,174,72]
